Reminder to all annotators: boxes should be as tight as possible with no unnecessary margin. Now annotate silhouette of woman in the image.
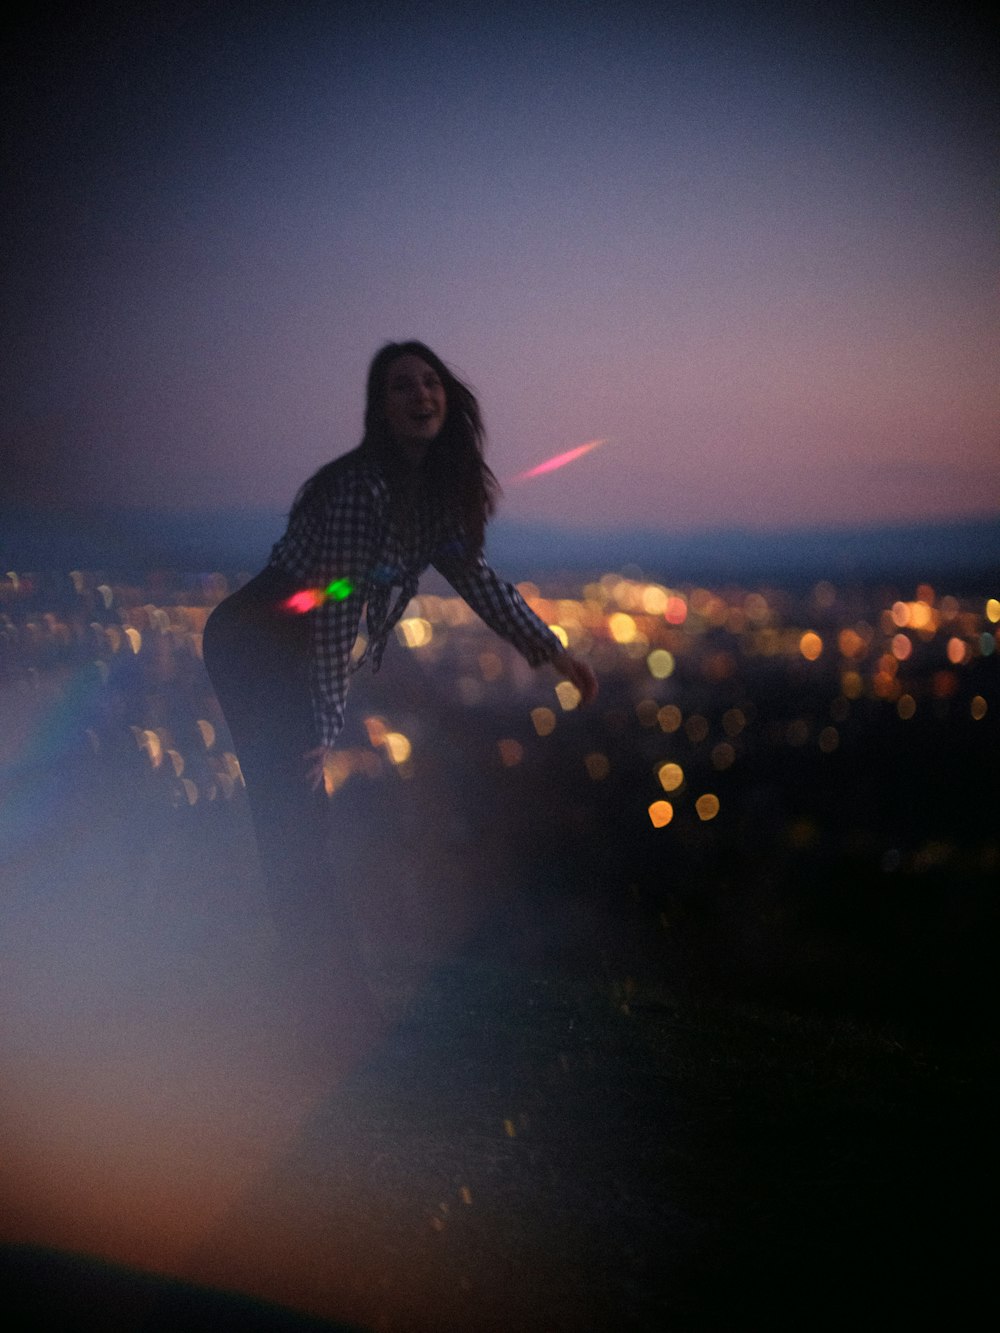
[203,342,597,1070]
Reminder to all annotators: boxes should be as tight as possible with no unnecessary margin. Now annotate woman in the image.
[203,341,597,1066]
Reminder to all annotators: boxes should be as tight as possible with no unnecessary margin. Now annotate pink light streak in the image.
[513,438,607,482]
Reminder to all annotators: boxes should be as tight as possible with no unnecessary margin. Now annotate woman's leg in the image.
[204,579,383,1075]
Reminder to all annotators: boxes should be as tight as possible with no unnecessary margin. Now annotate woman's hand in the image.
[550,649,599,705]
[304,745,335,793]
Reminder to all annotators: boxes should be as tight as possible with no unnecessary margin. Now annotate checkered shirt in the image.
[268,456,563,747]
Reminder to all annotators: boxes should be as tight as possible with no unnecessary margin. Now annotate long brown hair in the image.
[291,341,500,556]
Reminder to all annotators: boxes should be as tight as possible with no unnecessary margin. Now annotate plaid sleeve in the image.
[272,473,381,747]
[432,540,563,667]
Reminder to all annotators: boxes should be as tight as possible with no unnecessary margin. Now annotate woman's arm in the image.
[547,646,599,704]
[432,544,598,703]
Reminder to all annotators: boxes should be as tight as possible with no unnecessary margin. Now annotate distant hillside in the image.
[1,504,997,588]
[487,514,1000,587]
[0,505,285,573]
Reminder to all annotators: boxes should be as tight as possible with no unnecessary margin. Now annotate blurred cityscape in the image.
[4,563,996,1010]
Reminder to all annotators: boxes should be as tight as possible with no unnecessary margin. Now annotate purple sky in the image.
[5,2,998,532]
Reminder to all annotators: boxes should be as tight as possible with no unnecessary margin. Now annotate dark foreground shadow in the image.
[0,1243,366,1333]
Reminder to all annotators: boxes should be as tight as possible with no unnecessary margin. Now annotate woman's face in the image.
[383,355,448,449]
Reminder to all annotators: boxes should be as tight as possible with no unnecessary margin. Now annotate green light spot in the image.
[326,578,353,601]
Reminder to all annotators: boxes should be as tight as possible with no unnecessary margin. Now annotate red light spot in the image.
[284,589,325,613]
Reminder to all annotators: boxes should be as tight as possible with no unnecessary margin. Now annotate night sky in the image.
[4,1,997,532]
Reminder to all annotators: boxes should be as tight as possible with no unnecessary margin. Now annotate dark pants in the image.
[203,568,381,1069]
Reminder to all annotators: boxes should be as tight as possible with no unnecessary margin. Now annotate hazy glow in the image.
[897,695,916,720]
[285,579,354,616]
[970,695,987,720]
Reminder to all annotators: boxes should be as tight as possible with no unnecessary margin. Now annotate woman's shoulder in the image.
[295,448,388,516]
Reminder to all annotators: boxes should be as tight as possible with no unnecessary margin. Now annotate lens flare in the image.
[513,438,607,481]
[285,589,324,613]
[283,578,354,614]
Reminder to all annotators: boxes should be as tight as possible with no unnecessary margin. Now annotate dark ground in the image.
[1,816,993,1331]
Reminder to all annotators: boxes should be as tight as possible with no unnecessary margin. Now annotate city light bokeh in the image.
[2,567,995,861]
